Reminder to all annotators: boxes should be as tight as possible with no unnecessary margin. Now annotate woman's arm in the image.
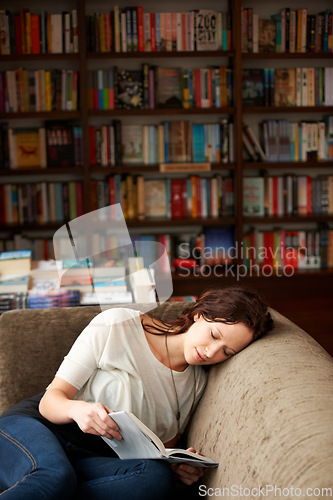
[39,376,122,440]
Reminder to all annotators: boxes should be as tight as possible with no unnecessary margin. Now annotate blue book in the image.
[203,227,235,266]
[97,70,104,110]
[155,13,161,51]
[187,69,194,108]
[40,12,46,54]
[163,122,169,163]
[0,250,31,260]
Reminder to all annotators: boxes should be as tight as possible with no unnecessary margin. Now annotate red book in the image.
[104,13,111,52]
[31,14,40,54]
[150,13,156,51]
[90,180,98,211]
[108,87,114,109]
[14,15,23,54]
[195,177,202,218]
[263,231,274,268]
[75,182,84,217]
[173,257,197,269]
[137,7,144,51]
[171,179,184,218]
[43,239,49,260]
[307,176,312,215]
[108,176,116,206]
[89,126,96,166]
[207,68,212,107]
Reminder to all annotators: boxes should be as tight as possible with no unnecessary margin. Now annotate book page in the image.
[102,411,163,460]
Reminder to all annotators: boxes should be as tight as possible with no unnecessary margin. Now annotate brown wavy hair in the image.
[146,286,273,341]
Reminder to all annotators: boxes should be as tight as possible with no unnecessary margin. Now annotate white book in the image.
[301,122,307,162]
[103,411,218,468]
[318,122,326,160]
[51,14,63,54]
[64,13,71,53]
[71,9,79,53]
[296,68,302,106]
[176,13,182,51]
[121,12,127,52]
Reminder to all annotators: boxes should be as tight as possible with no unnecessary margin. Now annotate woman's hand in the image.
[69,401,122,440]
[171,448,205,486]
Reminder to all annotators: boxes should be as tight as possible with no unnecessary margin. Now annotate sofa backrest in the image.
[187,309,333,496]
[0,302,187,414]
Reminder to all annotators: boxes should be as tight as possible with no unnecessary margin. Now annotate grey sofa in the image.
[1,302,333,499]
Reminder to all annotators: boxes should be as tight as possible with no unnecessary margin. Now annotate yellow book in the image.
[99,14,106,52]
[294,123,299,161]
[45,70,52,111]
[14,128,41,168]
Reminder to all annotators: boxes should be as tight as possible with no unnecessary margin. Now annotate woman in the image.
[0,286,273,499]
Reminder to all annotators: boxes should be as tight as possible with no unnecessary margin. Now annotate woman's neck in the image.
[140,314,188,372]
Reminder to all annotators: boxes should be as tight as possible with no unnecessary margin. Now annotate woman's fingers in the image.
[73,402,122,439]
[171,463,204,486]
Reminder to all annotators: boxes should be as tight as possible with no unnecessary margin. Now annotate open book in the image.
[102,411,218,468]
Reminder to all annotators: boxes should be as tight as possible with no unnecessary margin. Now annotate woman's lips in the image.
[195,348,205,362]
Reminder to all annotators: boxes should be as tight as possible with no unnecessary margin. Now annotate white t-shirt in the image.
[56,308,208,443]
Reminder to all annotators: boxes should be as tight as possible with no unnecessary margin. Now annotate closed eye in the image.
[211,331,217,340]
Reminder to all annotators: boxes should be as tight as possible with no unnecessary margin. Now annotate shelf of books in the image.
[0,0,332,347]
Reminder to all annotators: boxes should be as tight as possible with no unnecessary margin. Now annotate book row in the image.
[0,69,79,113]
[243,226,333,270]
[242,67,333,107]
[88,65,233,111]
[241,7,333,54]
[0,122,83,170]
[2,226,332,275]
[0,292,29,313]
[243,118,333,162]
[0,236,54,261]
[91,175,234,220]
[89,119,234,167]
[86,8,232,53]
[0,181,85,225]
[243,175,333,217]
[0,9,79,55]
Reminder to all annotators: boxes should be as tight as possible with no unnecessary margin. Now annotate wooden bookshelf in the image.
[0,0,332,353]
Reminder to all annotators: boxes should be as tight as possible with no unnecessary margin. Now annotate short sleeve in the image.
[55,308,137,390]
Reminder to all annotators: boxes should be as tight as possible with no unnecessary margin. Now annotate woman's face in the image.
[183,314,253,366]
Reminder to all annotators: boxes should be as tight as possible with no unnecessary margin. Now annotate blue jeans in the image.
[0,416,176,499]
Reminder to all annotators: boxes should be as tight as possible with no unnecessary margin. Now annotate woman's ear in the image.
[193,313,200,322]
